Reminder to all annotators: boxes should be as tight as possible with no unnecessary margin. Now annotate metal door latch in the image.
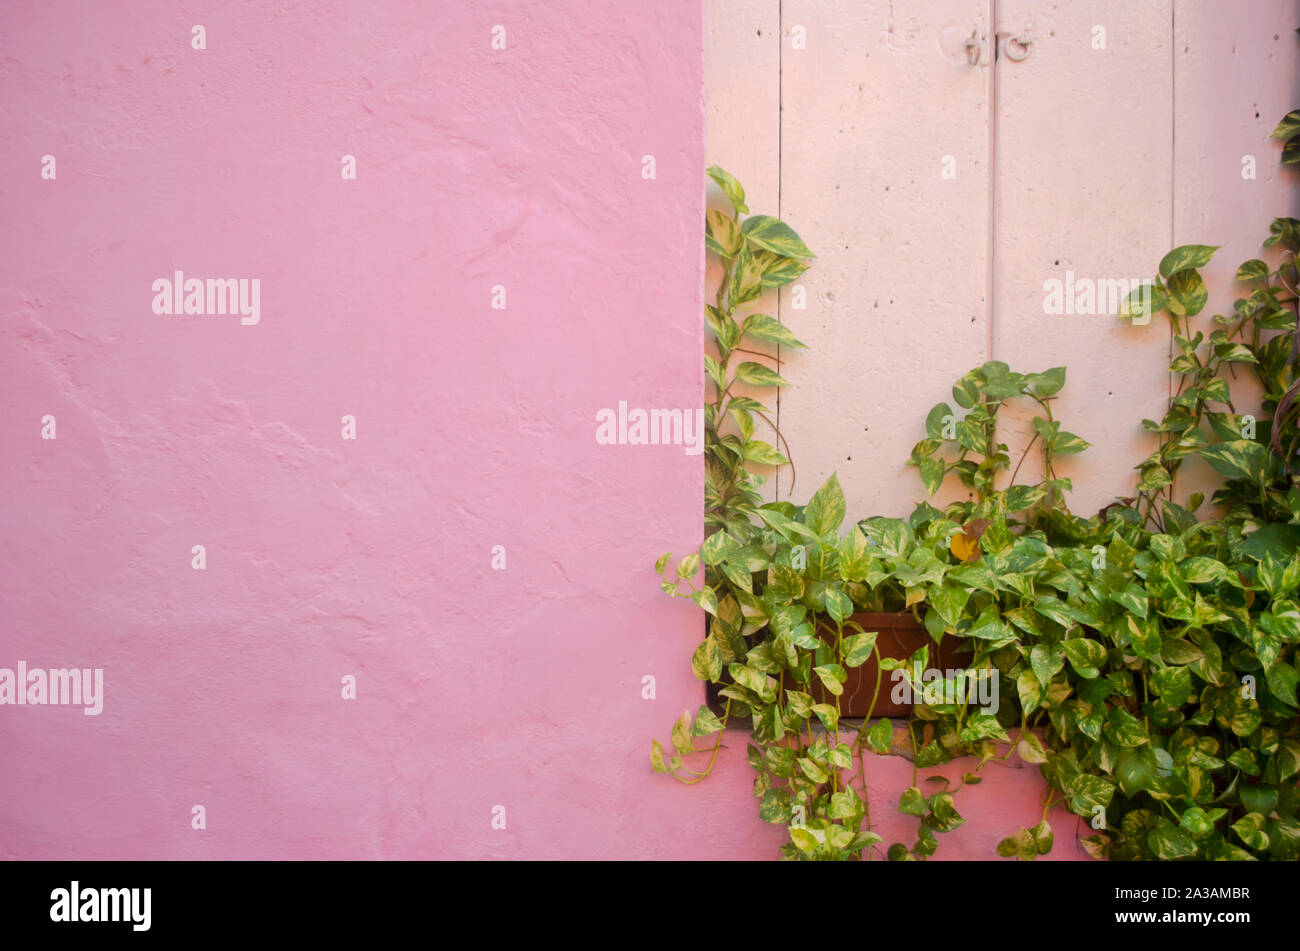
[997,31,1032,62]
[965,28,1033,64]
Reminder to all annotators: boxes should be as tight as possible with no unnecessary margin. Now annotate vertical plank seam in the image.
[1169,1,1177,501]
[776,0,785,501]
[987,0,998,364]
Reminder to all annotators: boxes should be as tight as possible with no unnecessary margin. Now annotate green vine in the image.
[652,136,1300,861]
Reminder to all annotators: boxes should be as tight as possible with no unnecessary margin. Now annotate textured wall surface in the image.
[704,0,1300,859]
[4,0,1297,863]
[0,0,726,860]
[721,1,1300,523]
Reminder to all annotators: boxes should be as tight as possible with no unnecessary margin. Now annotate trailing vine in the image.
[652,131,1300,860]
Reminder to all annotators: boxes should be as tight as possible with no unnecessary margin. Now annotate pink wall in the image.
[0,0,729,860]
[0,0,1219,862]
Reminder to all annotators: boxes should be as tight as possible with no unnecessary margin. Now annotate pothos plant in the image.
[653,360,1097,860]
[701,165,814,540]
[652,142,1300,860]
[909,338,1300,860]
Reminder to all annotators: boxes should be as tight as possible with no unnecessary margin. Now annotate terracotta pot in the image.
[704,612,971,720]
[811,612,971,717]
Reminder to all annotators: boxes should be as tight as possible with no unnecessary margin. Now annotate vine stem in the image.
[672,699,732,785]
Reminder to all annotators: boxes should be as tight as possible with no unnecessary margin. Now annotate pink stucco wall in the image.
[0,0,726,860]
[0,0,1208,862]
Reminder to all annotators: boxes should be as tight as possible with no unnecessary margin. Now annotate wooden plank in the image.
[991,0,1173,518]
[777,0,994,517]
[705,1,786,504]
[1172,1,1300,508]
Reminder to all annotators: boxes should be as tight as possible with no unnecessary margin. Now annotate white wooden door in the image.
[707,0,1300,519]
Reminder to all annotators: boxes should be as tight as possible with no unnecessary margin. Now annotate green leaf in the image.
[706,165,748,215]
[1266,661,1300,708]
[866,717,893,754]
[654,551,672,575]
[764,745,796,777]
[929,793,965,832]
[757,254,810,288]
[1051,430,1091,455]
[691,705,724,736]
[804,473,847,536]
[740,214,815,259]
[798,756,830,784]
[814,664,846,697]
[1150,666,1191,706]
[930,582,971,628]
[917,456,945,496]
[1236,259,1270,282]
[1273,110,1300,141]
[1017,669,1045,715]
[1147,818,1198,859]
[1126,614,1162,660]
[691,635,722,681]
[1111,584,1149,619]
[671,710,695,754]
[899,786,927,816]
[959,712,1010,743]
[1030,644,1064,685]
[759,788,792,823]
[650,739,668,773]
[1105,708,1149,747]
[729,664,777,703]
[742,314,807,349]
[966,604,1014,642]
[1277,740,1300,780]
[1166,268,1208,317]
[788,827,821,854]
[997,828,1036,860]
[1240,783,1278,816]
[1024,366,1066,398]
[1159,245,1218,278]
[1198,440,1267,482]
[743,440,788,467]
[1231,813,1270,851]
[1017,731,1048,764]
[1063,638,1108,678]
[829,743,853,770]
[1119,282,1166,321]
[811,703,839,733]
[952,372,981,409]
[1067,773,1116,814]
[1284,137,1300,167]
[1116,746,1158,797]
[734,361,788,388]
[1031,820,1054,855]
[828,787,864,820]
[705,209,743,257]
[676,552,700,579]
[1179,806,1220,839]
[692,586,718,615]
[838,527,872,582]
[925,402,954,440]
[842,631,879,668]
[704,354,725,390]
[1258,554,1300,599]
[1214,342,1256,364]
[699,531,733,567]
